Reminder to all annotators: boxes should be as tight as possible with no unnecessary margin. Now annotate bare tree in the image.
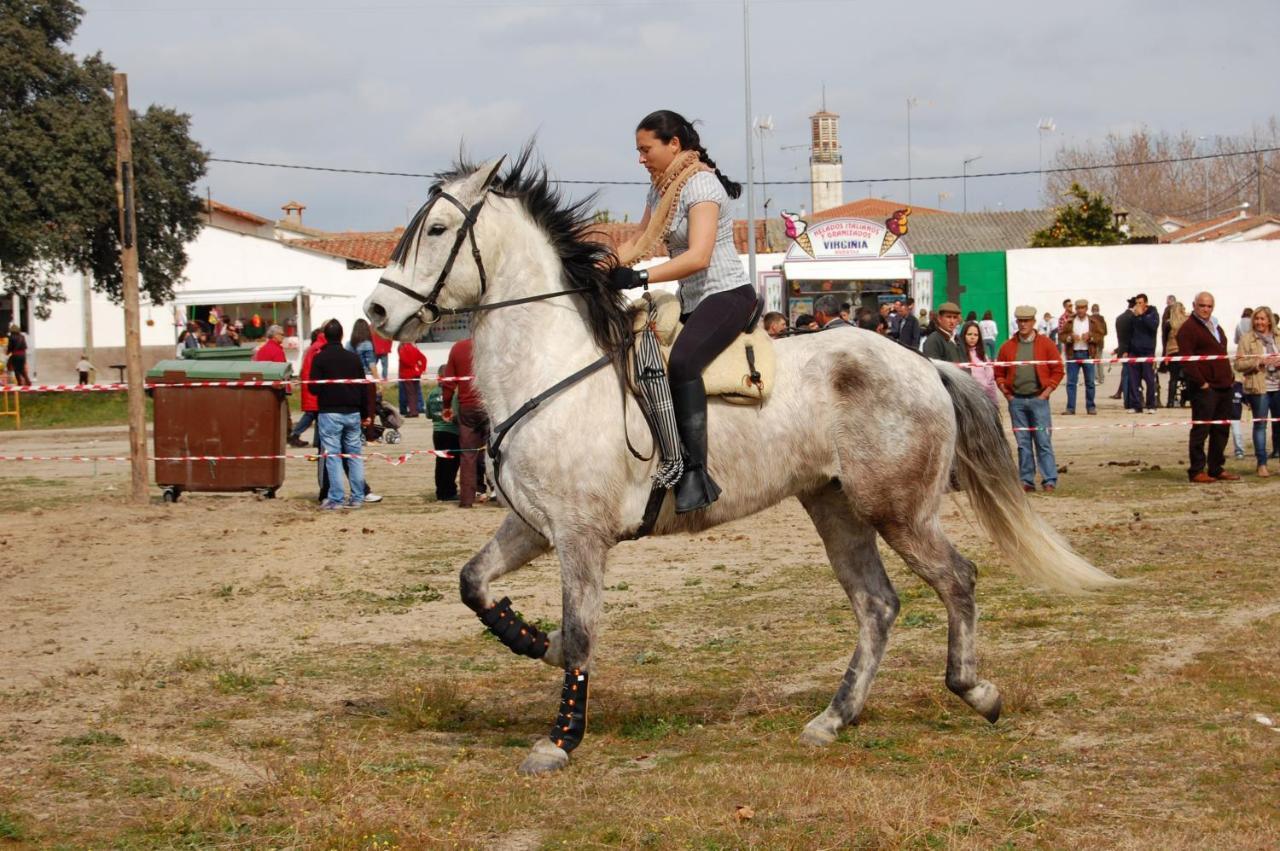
[1044,118,1280,220]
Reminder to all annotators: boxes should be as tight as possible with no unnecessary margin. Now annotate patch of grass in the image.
[899,610,939,628]
[343,583,444,614]
[174,650,216,673]
[0,812,24,841]
[385,679,472,732]
[59,730,125,747]
[193,717,228,731]
[0,392,153,431]
[616,713,696,741]
[214,669,260,694]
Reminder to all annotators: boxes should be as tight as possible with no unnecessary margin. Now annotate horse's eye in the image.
[427,223,447,236]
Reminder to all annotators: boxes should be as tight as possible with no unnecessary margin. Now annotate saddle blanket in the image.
[630,292,775,404]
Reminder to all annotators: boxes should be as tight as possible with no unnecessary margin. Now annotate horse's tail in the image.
[934,363,1118,594]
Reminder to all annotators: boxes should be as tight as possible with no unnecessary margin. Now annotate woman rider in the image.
[609,109,758,514]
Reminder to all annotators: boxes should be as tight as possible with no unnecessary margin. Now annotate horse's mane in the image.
[431,146,635,357]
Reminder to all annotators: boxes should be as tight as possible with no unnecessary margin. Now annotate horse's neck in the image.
[470,232,602,421]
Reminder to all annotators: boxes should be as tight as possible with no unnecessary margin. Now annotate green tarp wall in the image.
[914,252,1010,341]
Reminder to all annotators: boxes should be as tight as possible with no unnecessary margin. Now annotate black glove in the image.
[607,266,648,291]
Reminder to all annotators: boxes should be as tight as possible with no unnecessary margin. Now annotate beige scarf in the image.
[616,150,708,267]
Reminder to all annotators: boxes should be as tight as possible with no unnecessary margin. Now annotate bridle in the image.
[376,184,591,337]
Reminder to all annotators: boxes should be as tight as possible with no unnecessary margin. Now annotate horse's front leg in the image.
[518,532,609,776]
[462,514,555,659]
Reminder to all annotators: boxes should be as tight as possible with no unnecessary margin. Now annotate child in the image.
[76,353,96,385]
[426,367,460,501]
[1230,380,1246,460]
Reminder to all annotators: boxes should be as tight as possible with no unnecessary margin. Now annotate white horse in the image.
[364,152,1114,775]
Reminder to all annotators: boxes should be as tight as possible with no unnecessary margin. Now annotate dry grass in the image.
[1,415,1279,849]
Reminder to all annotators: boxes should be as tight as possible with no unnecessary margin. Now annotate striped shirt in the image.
[647,171,749,313]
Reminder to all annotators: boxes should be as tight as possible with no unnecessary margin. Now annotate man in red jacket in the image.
[995,305,1065,493]
[252,325,288,363]
[1175,291,1240,483]
[288,329,325,447]
[442,337,487,508]
[397,341,427,417]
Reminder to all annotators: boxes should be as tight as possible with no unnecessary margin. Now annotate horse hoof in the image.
[963,680,1002,724]
[799,709,841,747]
[517,738,570,775]
[540,631,564,668]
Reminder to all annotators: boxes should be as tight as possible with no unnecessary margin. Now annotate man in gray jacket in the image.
[922,301,964,362]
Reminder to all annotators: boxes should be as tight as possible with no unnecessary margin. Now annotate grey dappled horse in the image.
[364,152,1114,775]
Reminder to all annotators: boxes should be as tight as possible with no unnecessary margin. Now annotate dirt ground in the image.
[0,391,1277,849]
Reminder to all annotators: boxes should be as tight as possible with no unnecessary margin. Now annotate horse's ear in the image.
[457,156,506,203]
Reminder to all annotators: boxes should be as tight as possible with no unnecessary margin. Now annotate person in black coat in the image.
[1111,297,1136,403]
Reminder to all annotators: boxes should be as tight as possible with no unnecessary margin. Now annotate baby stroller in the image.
[364,390,403,445]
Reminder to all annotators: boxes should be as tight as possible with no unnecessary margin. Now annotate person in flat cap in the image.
[1059,298,1107,414]
[995,306,1064,493]
[922,301,964,363]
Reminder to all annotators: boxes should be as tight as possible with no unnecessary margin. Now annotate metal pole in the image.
[113,72,148,503]
[962,159,967,213]
[742,0,757,287]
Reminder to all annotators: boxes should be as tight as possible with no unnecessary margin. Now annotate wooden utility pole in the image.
[113,72,148,503]
[1258,150,1266,214]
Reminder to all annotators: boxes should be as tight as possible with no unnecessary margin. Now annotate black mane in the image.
[431,146,635,357]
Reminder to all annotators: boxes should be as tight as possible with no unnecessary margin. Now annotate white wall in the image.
[1006,242,1280,353]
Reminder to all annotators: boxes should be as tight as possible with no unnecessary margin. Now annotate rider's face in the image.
[636,129,682,178]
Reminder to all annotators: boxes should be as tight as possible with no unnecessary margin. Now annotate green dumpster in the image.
[146,358,293,502]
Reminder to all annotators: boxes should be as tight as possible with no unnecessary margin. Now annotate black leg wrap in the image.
[550,668,589,753]
[478,596,550,659]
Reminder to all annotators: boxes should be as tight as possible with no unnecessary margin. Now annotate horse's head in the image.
[364,157,505,339]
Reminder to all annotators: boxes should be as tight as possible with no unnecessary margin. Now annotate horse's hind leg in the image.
[460,514,560,661]
[879,518,1002,723]
[797,486,900,746]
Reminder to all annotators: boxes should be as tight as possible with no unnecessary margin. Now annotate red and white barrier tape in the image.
[1,375,472,393]
[1012,417,1279,432]
[959,352,1245,369]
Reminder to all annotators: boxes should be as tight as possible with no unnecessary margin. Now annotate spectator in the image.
[761,311,787,338]
[1091,304,1109,382]
[897,298,922,351]
[1126,293,1159,414]
[397,340,427,417]
[1055,298,1073,354]
[1037,311,1056,341]
[978,310,998,360]
[289,329,325,448]
[347,318,378,376]
[427,365,461,501]
[793,314,818,333]
[215,323,240,347]
[1230,380,1246,461]
[5,324,30,386]
[887,299,904,340]
[310,319,374,509]
[1234,306,1280,477]
[1059,298,1106,415]
[839,302,852,323]
[814,294,853,329]
[75,353,97,386]
[996,305,1063,492]
[1235,307,1254,345]
[855,308,877,331]
[1111,297,1136,403]
[965,310,978,323]
[252,325,287,362]
[442,337,488,509]
[960,320,1001,407]
[1176,291,1239,483]
[371,330,393,379]
[1160,294,1178,354]
[922,302,964,363]
[1164,300,1189,407]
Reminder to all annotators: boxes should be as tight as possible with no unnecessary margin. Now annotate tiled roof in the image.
[203,199,270,225]
[810,197,949,222]
[1163,213,1280,243]
[1161,211,1247,243]
[905,207,1163,255]
[292,230,403,267]
[1257,229,1280,241]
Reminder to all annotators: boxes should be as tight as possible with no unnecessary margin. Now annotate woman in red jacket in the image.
[397,340,427,417]
[288,329,326,447]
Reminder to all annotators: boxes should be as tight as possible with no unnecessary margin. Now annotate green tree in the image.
[1030,182,1130,248]
[0,0,206,318]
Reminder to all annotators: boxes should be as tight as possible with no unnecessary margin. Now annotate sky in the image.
[72,0,1280,233]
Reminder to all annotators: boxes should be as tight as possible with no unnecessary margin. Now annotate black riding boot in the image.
[671,378,721,514]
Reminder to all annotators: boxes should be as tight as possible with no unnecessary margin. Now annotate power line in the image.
[207,145,1280,188]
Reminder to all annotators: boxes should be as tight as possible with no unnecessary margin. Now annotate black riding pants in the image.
[669,284,758,384]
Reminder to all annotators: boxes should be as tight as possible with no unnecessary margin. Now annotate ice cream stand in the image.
[779,210,933,322]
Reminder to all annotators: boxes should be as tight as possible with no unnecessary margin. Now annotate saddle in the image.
[630,291,775,404]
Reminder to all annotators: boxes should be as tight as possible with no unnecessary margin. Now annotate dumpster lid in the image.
[147,359,293,382]
[180,346,253,360]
